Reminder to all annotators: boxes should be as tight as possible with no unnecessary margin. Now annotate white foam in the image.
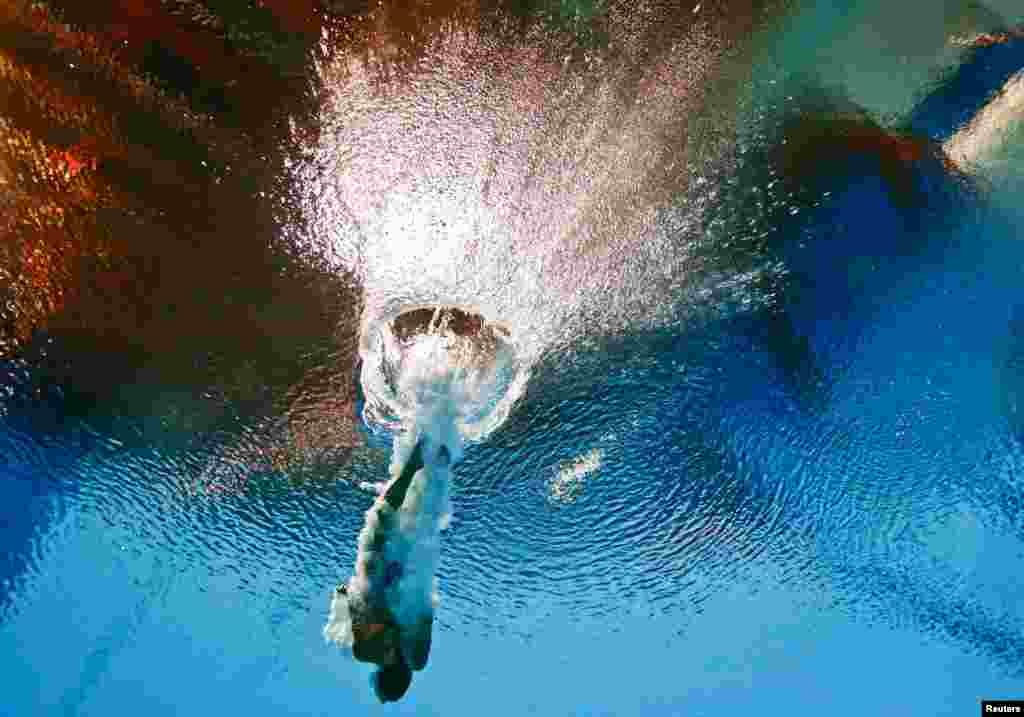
[323,586,354,649]
[548,447,604,505]
[360,309,525,442]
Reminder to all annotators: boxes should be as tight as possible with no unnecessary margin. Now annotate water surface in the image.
[2,0,1024,713]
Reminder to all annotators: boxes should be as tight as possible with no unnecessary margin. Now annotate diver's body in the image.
[328,436,451,702]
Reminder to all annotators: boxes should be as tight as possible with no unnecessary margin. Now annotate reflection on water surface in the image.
[2,0,1024,713]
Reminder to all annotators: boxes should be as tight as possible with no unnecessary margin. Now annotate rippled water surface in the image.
[2,0,1024,714]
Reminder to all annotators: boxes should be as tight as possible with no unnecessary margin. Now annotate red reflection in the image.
[775,112,953,204]
[961,25,1024,48]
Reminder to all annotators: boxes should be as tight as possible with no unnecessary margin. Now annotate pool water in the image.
[2,1,1024,714]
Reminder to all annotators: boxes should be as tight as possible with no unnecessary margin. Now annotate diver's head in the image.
[372,661,413,702]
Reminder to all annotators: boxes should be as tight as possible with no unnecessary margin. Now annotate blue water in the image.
[4,2,1024,715]
[4,187,1024,714]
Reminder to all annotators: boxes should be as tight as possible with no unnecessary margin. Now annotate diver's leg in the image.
[383,438,427,510]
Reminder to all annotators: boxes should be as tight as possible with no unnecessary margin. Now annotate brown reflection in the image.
[1,0,789,475]
[391,306,509,343]
[0,0,361,467]
[772,106,959,210]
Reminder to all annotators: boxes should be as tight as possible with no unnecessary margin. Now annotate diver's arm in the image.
[382,438,426,510]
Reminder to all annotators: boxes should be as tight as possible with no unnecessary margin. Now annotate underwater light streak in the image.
[944,69,1024,167]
